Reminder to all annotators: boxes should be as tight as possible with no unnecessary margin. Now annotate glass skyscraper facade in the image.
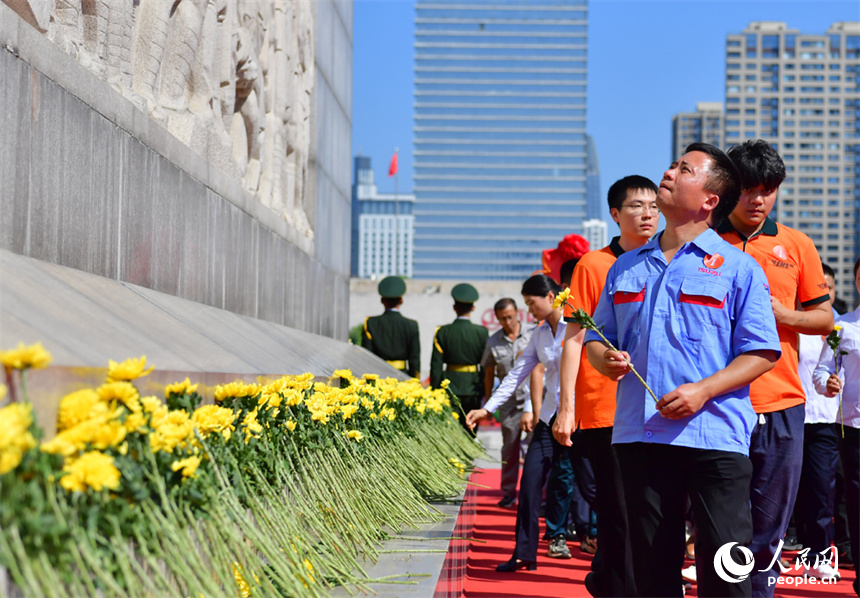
[724,21,860,303]
[413,0,589,280]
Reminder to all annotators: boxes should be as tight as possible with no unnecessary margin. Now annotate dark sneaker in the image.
[580,536,598,555]
[783,536,803,551]
[497,496,517,508]
[547,534,572,559]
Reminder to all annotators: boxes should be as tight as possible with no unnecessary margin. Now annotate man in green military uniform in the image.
[430,283,489,429]
[361,276,421,378]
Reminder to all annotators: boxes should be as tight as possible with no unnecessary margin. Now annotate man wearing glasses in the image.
[554,174,658,597]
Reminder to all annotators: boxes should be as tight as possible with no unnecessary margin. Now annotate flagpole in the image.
[393,147,399,277]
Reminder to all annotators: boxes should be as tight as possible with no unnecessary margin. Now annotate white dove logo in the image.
[713,542,755,583]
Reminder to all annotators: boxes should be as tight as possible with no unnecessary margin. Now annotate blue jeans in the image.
[749,403,805,597]
[543,427,592,540]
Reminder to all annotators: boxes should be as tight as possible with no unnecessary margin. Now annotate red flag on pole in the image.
[388,150,398,177]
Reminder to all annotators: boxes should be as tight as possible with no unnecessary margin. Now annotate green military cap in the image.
[378,276,406,298]
[451,283,479,304]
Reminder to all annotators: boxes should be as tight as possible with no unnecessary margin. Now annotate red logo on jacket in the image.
[703,253,725,269]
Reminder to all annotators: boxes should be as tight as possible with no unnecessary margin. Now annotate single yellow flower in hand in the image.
[107,356,154,383]
[552,288,571,310]
[834,325,842,332]
[0,342,52,370]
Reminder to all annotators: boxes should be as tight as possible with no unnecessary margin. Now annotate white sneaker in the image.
[681,565,697,583]
[806,562,841,580]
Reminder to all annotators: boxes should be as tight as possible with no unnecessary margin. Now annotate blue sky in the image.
[352,0,859,226]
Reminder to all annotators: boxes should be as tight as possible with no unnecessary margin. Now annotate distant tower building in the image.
[724,21,860,302]
[585,134,602,220]
[351,156,415,279]
[583,219,608,251]
[412,0,589,280]
[672,102,724,161]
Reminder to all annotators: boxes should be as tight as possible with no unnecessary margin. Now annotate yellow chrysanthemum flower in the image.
[345,430,363,442]
[0,342,52,370]
[164,377,199,397]
[191,405,237,439]
[363,373,379,381]
[0,403,37,474]
[106,356,154,383]
[241,409,263,443]
[214,381,262,403]
[333,369,353,379]
[440,379,450,389]
[285,420,297,432]
[56,389,107,432]
[91,420,128,450]
[149,410,194,453]
[97,381,141,412]
[231,562,252,598]
[124,411,147,434]
[60,451,121,492]
[140,396,163,414]
[834,325,843,332]
[171,455,201,478]
[552,287,571,310]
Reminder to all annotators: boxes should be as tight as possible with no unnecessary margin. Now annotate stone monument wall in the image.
[0,0,353,339]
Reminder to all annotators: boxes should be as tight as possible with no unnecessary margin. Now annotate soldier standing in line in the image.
[361,276,421,378]
[430,283,489,430]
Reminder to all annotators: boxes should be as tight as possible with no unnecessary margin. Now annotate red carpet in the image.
[454,468,857,598]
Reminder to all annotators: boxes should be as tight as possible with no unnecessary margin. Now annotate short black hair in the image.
[521,273,562,298]
[454,301,473,316]
[726,139,786,192]
[560,258,580,287]
[607,175,659,213]
[382,297,402,309]
[822,262,835,279]
[685,142,742,227]
[494,297,517,313]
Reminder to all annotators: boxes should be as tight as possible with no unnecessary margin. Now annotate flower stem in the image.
[587,325,659,403]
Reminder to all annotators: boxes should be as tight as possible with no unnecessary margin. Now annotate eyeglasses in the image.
[621,203,660,215]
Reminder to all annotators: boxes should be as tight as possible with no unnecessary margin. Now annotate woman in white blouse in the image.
[466,273,572,572]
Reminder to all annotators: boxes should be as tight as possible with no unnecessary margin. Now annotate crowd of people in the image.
[358,140,859,598]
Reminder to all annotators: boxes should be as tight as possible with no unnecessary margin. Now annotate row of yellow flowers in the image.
[1,343,482,598]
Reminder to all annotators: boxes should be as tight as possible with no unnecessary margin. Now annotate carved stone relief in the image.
[4,0,315,241]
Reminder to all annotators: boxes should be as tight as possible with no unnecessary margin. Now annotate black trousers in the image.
[512,420,556,561]
[796,423,839,553]
[579,427,636,597]
[616,443,753,598]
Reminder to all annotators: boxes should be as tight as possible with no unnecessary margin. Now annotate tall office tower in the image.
[725,21,860,302]
[351,156,416,279]
[585,134,602,220]
[413,0,589,280]
[672,102,724,161]
[583,218,608,251]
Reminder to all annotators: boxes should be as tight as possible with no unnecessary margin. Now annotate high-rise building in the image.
[585,134,602,220]
[412,0,589,280]
[724,21,860,303]
[672,102,724,161]
[583,218,608,250]
[351,156,415,279]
